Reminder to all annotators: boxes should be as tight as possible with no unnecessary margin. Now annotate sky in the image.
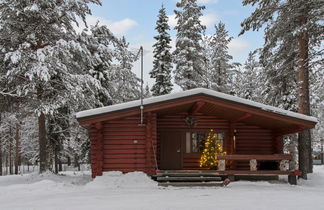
[86,0,264,89]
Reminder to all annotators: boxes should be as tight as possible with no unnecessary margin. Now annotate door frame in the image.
[159,130,183,170]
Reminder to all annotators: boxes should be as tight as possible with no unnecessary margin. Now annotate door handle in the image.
[177,149,180,153]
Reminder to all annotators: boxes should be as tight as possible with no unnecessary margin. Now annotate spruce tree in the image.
[150,5,173,96]
[0,0,102,173]
[310,68,324,156]
[80,24,115,107]
[208,22,233,93]
[240,0,324,178]
[237,51,262,101]
[173,0,206,90]
[111,37,141,103]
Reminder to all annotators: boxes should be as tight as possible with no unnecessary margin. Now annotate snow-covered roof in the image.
[76,88,317,123]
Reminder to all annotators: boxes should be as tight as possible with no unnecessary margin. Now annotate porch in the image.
[155,154,299,185]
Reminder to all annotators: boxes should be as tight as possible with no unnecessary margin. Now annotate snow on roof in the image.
[76,88,318,123]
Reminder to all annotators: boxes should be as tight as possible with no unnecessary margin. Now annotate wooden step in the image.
[159,182,223,187]
[159,170,218,173]
[156,172,222,177]
[157,176,222,182]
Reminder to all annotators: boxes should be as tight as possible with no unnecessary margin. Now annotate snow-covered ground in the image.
[1,167,324,210]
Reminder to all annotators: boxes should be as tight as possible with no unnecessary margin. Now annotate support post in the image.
[145,112,153,175]
[250,159,257,171]
[279,160,289,171]
[218,159,225,171]
[228,123,236,169]
[288,174,297,185]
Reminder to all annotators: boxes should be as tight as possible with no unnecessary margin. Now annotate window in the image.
[186,131,225,153]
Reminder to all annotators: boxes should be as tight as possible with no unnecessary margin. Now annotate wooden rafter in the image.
[231,113,252,123]
[274,126,305,136]
[188,101,205,115]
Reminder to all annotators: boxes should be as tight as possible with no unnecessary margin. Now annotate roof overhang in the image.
[76,88,317,132]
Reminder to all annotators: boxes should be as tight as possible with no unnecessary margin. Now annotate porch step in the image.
[154,170,225,186]
[159,182,223,187]
[157,176,222,182]
[156,172,222,177]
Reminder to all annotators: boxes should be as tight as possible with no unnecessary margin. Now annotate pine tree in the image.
[0,0,102,173]
[111,37,141,103]
[240,0,324,178]
[237,51,262,101]
[81,24,115,107]
[310,68,324,155]
[207,22,234,93]
[150,5,173,96]
[199,130,226,168]
[173,0,206,90]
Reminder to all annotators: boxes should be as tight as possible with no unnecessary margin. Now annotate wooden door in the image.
[160,131,182,170]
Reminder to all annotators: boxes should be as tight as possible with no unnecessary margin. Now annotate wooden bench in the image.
[216,154,298,185]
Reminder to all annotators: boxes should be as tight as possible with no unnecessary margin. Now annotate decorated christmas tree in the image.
[199,130,226,168]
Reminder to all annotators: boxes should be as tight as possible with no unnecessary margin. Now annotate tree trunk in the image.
[58,157,62,172]
[0,114,2,176]
[67,156,71,166]
[6,154,8,175]
[9,126,13,175]
[15,122,20,175]
[297,14,312,179]
[54,148,58,174]
[74,154,80,171]
[0,137,2,176]
[38,112,47,173]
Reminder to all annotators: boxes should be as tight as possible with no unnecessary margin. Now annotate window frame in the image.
[185,130,226,154]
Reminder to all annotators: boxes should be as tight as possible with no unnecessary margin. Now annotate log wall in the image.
[234,123,275,169]
[89,113,281,177]
[90,114,157,177]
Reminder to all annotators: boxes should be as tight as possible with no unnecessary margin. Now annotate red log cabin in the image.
[76,88,317,183]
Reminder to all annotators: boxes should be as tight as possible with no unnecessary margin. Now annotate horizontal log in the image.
[103,124,145,128]
[103,159,146,164]
[235,149,273,153]
[236,145,272,148]
[103,138,145,143]
[102,168,146,173]
[236,137,272,140]
[183,154,202,158]
[183,164,200,168]
[106,120,142,124]
[104,154,146,159]
[103,145,146,150]
[103,131,145,136]
[104,128,146,132]
[103,136,146,140]
[236,144,272,147]
[103,163,146,169]
[183,161,200,165]
[183,159,200,163]
[216,170,292,175]
[236,140,272,143]
[217,154,292,161]
[103,149,145,154]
